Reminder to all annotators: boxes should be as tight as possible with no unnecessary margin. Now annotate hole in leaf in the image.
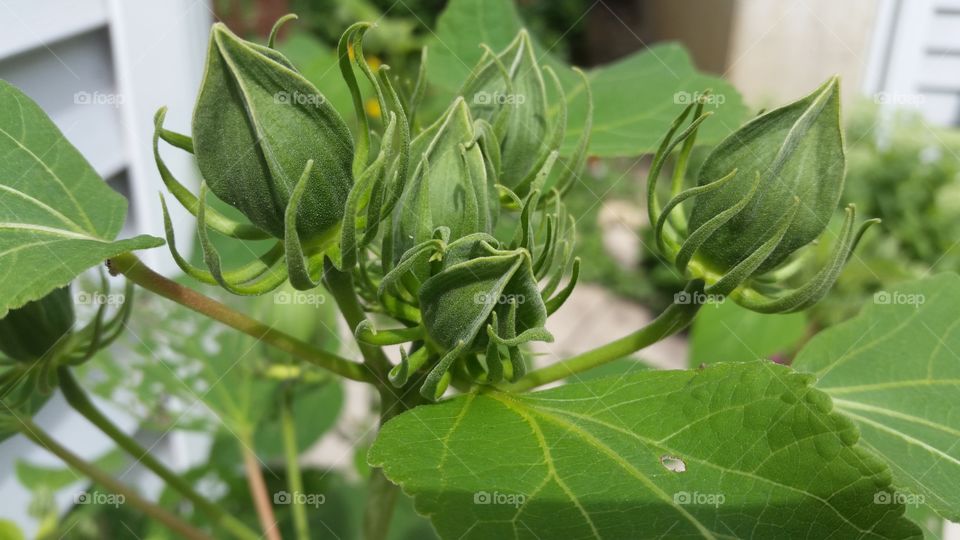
[660,455,686,472]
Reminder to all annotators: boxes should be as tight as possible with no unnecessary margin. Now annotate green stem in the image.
[109,252,373,384]
[322,259,392,381]
[322,261,416,540]
[13,414,211,540]
[57,368,259,540]
[508,281,705,392]
[281,385,310,540]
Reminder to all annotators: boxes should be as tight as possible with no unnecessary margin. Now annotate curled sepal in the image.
[152,108,270,240]
[285,161,338,290]
[355,320,425,347]
[196,184,290,295]
[388,346,430,387]
[733,207,879,313]
[159,193,286,290]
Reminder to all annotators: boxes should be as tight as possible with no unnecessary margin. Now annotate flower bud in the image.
[650,78,878,313]
[415,234,551,399]
[388,98,497,272]
[192,23,354,247]
[686,77,844,275]
[461,31,554,194]
[0,286,74,362]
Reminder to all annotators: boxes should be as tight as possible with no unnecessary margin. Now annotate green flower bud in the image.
[650,78,878,313]
[461,31,556,194]
[413,234,552,399]
[192,23,354,246]
[686,77,844,274]
[388,98,497,272]
[0,286,74,362]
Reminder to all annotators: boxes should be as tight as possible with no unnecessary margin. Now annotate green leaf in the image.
[370,362,921,539]
[0,80,162,318]
[689,300,807,366]
[429,0,746,157]
[793,273,960,521]
[0,520,24,540]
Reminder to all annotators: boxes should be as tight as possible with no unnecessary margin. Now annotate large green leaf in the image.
[689,301,807,367]
[0,81,162,318]
[428,0,746,157]
[370,362,921,539]
[794,273,960,521]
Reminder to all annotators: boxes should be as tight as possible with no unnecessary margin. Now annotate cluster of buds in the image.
[153,16,590,400]
[0,278,132,407]
[648,78,878,313]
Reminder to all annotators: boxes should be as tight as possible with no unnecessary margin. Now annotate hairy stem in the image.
[280,385,310,540]
[13,414,211,540]
[240,432,282,540]
[508,281,705,392]
[57,368,259,540]
[322,259,393,379]
[109,252,373,383]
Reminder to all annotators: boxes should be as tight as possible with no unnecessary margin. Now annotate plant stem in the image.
[322,260,410,540]
[109,252,373,384]
[13,414,211,540]
[239,431,282,540]
[508,281,705,392]
[280,385,310,540]
[57,368,259,540]
[322,260,392,380]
